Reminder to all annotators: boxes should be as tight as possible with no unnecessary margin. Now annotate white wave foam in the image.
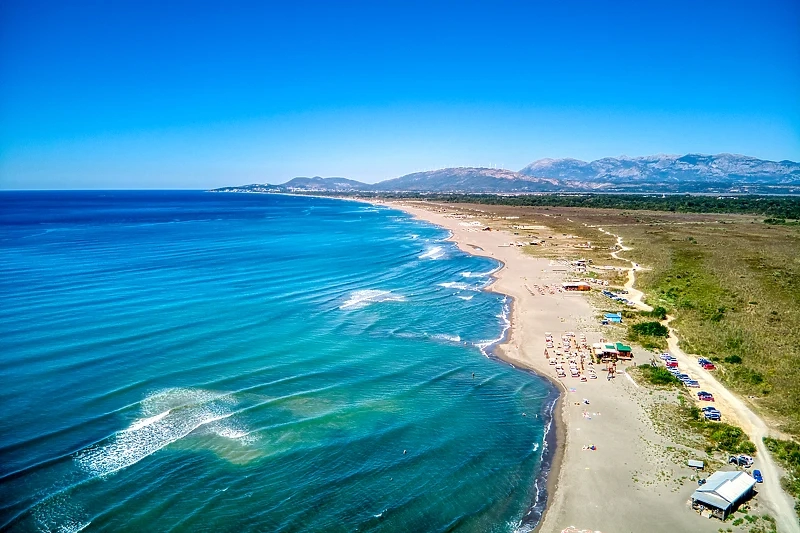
[340,289,405,310]
[430,334,462,343]
[438,281,474,291]
[74,388,238,477]
[210,418,259,444]
[125,410,170,432]
[32,491,91,533]
[459,269,496,278]
[418,245,445,260]
[474,297,511,356]
[456,294,474,301]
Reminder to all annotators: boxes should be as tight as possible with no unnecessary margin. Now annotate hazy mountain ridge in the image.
[520,153,800,187]
[213,153,800,194]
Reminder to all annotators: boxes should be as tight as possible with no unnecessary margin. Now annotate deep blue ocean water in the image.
[0,191,556,533]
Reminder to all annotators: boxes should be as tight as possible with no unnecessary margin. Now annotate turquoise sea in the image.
[0,191,556,532]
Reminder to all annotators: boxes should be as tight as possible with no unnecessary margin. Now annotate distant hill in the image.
[372,167,563,192]
[212,153,800,195]
[519,153,800,192]
[281,177,367,191]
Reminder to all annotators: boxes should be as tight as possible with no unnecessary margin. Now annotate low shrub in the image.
[636,364,680,386]
[763,437,800,514]
[631,321,669,337]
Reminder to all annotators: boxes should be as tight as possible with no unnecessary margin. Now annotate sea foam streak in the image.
[474,297,511,356]
[438,281,475,291]
[74,388,239,476]
[418,245,445,260]
[340,289,405,310]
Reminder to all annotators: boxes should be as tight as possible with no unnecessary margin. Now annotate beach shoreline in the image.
[377,199,576,532]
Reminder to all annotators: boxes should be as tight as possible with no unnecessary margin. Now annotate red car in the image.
[666,361,678,368]
[703,363,716,370]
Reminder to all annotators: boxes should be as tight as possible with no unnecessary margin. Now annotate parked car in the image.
[705,413,721,421]
[697,392,714,401]
[703,363,717,370]
[666,361,679,368]
[685,380,700,388]
[729,455,754,467]
[753,470,763,483]
[701,407,720,413]
[698,357,711,365]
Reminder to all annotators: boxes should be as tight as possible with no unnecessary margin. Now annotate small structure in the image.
[615,342,633,359]
[593,342,619,361]
[691,471,756,520]
[604,313,622,323]
[688,459,705,470]
[562,281,591,291]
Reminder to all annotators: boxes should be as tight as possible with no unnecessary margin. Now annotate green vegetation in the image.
[636,364,680,386]
[627,321,669,350]
[644,306,668,320]
[630,321,668,336]
[764,218,800,226]
[626,220,800,434]
[763,437,800,514]
[375,193,800,219]
[680,397,757,455]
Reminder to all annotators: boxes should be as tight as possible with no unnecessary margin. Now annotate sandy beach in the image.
[385,200,747,533]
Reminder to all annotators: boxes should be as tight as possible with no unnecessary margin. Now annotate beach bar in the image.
[691,471,756,520]
[593,343,618,361]
[562,281,591,291]
[615,342,633,359]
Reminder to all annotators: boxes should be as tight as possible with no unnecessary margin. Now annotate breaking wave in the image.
[339,289,406,310]
[74,388,241,477]
[418,245,445,260]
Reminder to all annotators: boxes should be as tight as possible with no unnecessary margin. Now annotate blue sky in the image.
[1,0,798,188]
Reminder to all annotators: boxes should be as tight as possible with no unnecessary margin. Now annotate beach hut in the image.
[615,342,633,359]
[691,471,756,520]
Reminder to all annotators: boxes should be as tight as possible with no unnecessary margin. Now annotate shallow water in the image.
[0,191,556,532]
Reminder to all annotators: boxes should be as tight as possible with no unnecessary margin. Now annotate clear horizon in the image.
[1,0,799,189]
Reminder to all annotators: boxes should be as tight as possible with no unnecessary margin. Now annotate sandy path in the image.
[599,226,800,533]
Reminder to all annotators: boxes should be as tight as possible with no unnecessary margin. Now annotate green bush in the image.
[724,354,743,364]
[763,437,800,514]
[631,321,669,337]
[707,424,756,454]
[648,306,668,320]
[636,364,680,386]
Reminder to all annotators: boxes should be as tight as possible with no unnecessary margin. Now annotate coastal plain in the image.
[385,200,795,533]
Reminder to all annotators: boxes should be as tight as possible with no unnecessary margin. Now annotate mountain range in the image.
[213,153,800,195]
